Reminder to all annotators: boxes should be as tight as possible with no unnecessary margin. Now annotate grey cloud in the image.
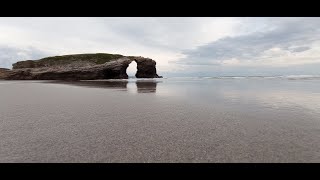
[289,46,311,53]
[175,18,320,65]
[100,17,225,51]
[0,46,49,68]
[1,17,320,76]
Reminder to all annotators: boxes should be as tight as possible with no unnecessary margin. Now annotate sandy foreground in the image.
[0,79,319,162]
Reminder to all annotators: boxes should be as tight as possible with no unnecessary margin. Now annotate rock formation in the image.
[135,58,159,78]
[2,53,162,80]
[0,68,9,79]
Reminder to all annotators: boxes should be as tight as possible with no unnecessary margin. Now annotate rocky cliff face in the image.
[3,54,162,80]
[0,68,9,79]
[135,57,159,78]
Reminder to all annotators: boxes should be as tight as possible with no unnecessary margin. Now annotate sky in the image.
[0,17,320,77]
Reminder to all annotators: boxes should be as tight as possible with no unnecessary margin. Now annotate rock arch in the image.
[101,57,162,79]
[3,55,162,80]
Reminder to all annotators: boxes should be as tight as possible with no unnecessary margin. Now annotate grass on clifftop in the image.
[37,53,124,66]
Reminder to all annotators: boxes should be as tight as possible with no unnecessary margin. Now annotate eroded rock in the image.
[0,68,10,79]
[135,57,162,78]
[3,54,162,80]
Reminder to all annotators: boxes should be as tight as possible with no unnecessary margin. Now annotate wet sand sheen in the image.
[0,79,320,162]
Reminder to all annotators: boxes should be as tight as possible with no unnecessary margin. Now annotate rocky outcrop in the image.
[135,57,159,78]
[0,68,9,79]
[12,60,38,69]
[3,54,162,80]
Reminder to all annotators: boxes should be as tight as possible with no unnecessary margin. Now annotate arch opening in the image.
[126,61,137,78]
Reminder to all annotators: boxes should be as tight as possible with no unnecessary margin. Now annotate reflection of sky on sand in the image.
[39,78,320,114]
[211,79,320,114]
[220,89,320,113]
[152,78,320,117]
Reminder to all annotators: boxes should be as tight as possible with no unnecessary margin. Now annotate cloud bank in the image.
[0,17,319,76]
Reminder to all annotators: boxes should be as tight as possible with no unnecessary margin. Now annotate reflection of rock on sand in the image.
[136,81,157,93]
[42,80,160,93]
[46,80,128,89]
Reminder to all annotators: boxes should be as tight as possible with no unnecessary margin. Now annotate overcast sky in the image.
[1,17,320,76]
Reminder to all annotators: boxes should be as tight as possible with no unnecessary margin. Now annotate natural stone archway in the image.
[100,57,162,79]
[2,54,162,80]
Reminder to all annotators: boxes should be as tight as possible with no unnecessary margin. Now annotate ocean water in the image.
[0,77,320,162]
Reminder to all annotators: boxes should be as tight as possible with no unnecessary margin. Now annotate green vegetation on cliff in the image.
[13,53,125,69]
[38,53,124,65]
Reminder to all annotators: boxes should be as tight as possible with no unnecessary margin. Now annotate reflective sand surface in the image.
[0,78,320,162]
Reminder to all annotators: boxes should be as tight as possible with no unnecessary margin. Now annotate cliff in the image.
[2,53,162,80]
[0,68,9,79]
[12,53,124,69]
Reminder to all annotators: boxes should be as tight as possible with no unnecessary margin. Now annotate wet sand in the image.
[0,78,320,162]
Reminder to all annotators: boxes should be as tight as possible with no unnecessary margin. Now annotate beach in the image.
[0,77,320,162]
